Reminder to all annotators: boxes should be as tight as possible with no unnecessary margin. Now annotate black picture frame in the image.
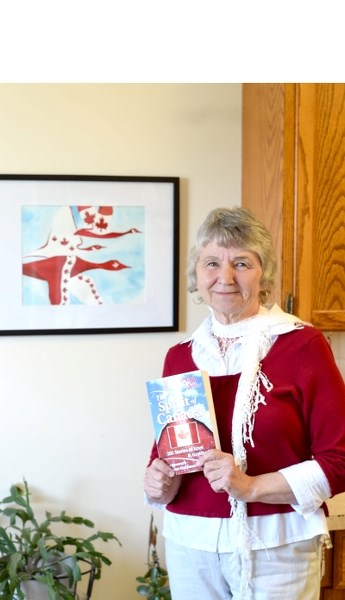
[0,174,179,335]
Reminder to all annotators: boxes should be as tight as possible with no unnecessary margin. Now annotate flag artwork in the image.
[146,370,220,474]
[167,422,200,448]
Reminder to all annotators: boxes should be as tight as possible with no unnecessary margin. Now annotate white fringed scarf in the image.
[190,303,307,599]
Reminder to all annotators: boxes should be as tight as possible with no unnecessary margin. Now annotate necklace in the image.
[211,333,241,357]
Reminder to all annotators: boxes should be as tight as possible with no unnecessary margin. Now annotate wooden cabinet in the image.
[242,83,345,330]
[321,530,345,599]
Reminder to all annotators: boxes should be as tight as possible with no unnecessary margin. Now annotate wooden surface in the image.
[320,531,345,599]
[242,83,286,307]
[334,531,345,589]
[242,83,345,330]
[296,84,345,328]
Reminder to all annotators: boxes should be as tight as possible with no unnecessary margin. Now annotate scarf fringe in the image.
[231,360,273,599]
[229,498,252,597]
[242,365,272,448]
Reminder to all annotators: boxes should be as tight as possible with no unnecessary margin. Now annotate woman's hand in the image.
[197,449,254,500]
[197,449,297,504]
[144,458,182,504]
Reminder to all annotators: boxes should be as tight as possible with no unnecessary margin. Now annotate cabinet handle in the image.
[285,294,294,314]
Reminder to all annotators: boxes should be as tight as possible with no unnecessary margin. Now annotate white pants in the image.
[165,536,323,600]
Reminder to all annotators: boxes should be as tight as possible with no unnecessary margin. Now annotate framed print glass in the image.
[0,175,179,335]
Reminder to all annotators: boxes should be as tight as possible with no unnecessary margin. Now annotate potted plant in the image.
[0,480,121,599]
[136,513,171,600]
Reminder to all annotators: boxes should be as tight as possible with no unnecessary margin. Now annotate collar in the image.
[182,303,306,347]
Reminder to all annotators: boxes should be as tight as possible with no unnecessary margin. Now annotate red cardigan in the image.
[148,327,345,518]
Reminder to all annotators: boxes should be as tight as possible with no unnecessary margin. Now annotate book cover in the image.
[146,369,220,475]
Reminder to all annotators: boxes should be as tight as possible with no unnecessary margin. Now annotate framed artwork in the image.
[0,175,179,335]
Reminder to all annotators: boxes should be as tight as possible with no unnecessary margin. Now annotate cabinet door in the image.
[242,83,295,309]
[296,84,345,329]
[323,592,345,599]
[242,83,345,330]
[321,530,345,599]
[334,530,345,589]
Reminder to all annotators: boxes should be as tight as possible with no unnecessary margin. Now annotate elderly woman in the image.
[144,207,345,600]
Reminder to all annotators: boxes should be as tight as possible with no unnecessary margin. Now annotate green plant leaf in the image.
[0,480,121,597]
[136,513,171,600]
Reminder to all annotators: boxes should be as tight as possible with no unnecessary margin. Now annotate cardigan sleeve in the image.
[294,330,345,498]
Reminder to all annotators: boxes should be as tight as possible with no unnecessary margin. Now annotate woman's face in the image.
[195,241,264,324]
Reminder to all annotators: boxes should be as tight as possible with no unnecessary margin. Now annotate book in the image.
[146,369,220,475]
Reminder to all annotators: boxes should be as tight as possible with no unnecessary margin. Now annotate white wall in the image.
[0,84,242,599]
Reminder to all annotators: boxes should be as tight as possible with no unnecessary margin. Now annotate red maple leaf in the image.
[95,217,108,231]
[84,211,95,225]
[177,428,189,440]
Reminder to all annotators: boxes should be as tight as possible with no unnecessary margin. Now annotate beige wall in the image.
[0,84,242,599]
[331,333,345,379]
